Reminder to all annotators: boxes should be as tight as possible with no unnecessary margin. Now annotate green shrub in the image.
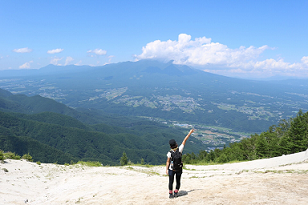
[0,150,4,161]
[4,152,21,160]
[36,161,41,165]
[22,153,33,162]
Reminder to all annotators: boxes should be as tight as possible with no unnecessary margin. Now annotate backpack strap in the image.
[169,150,174,160]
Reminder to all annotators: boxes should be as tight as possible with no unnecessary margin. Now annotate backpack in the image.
[170,148,183,171]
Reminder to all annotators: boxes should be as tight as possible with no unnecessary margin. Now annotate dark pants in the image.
[168,169,182,191]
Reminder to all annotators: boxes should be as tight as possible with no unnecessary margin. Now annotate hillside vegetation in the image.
[183,109,308,164]
[0,89,204,165]
[1,86,307,166]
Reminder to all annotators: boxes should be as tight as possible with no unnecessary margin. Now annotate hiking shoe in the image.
[169,193,174,198]
[174,191,178,198]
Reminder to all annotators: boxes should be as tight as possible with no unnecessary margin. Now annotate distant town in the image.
[141,116,250,152]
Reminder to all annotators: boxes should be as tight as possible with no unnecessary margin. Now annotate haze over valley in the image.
[1,60,308,134]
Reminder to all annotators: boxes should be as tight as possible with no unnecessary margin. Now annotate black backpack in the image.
[170,148,183,171]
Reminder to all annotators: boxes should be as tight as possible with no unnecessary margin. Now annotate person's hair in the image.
[169,139,177,149]
[170,144,177,149]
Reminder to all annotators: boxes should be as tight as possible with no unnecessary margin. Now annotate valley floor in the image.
[1,150,308,205]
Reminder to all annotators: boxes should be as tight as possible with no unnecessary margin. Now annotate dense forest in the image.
[183,110,308,164]
[0,110,205,165]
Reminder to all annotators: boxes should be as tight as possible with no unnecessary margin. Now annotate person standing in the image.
[166,129,194,198]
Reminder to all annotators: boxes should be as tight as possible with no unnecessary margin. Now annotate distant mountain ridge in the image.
[1,60,308,133]
[0,64,93,77]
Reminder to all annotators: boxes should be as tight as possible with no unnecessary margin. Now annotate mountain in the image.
[0,64,94,77]
[1,60,308,133]
[0,89,205,164]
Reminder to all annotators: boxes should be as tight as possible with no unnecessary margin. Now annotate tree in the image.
[198,150,208,160]
[217,153,228,163]
[140,158,145,165]
[120,152,128,166]
[287,110,308,153]
[256,133,269,158]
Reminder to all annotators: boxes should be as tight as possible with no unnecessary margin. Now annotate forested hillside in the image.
[1,88,308,166]
[183,110,308,164]
[0,89,205,165]
[0,111,205,165]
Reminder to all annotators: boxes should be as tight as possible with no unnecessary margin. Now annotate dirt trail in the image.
[1,150,308,205]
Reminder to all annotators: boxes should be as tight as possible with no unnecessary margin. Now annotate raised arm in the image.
[182,129,194,145]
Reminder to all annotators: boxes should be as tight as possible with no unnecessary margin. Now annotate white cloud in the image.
[135,33,308,78]
[65,56,74,65]
[301,56,308,65]
[13,47,32,53]
[136,33,268,66]
[50,57,63,65]
[47,48,64,54]
[107,55,115,63]
[19,61,33,69]
[87,49,107,56]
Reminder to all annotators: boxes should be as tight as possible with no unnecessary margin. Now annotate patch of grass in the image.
[125,162,155,168]
[189,176,199,179]
[126,166,134,170]
[253,169,308,174]
[145,170,160,176]
[187,160,250,166]
[183,166,196,171]
[124,165,160,176]
[76,161,102,167]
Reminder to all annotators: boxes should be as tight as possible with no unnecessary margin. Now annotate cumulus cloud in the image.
[13,47,32,53]
[47,48,64,54]
[50,57,63,65]
[136,34,269,66]
[135,33,308,78]
[87,49,107,56]
[301,56,308,65]
[19,61,33,69]
[65,56,74,65]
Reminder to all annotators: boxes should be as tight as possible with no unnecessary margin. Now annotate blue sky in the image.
[1,0,307,79]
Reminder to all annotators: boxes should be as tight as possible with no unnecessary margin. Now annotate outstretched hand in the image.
[182,128,195,145]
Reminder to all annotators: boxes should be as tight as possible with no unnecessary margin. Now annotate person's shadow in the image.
[177,189,201,197]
